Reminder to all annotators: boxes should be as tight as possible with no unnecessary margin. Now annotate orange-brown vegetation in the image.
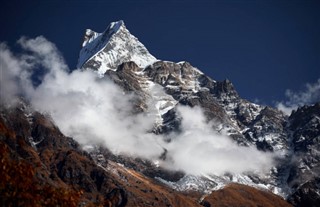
[0,120,16,138]
[202,183,293,207]
[0,142,82,207]
[0,111,124,206]
[106,161,201,206]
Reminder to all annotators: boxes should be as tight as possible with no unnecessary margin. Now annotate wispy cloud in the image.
[0,36,274,176]
[164,106,274,175]
[276,79,320,115]
[0,43,22,105]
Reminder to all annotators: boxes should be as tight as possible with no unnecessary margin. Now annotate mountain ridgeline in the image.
[1,20,319,207]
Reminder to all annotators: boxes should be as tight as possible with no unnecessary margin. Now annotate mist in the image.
[0,36,274,176]
[276,79,320,115]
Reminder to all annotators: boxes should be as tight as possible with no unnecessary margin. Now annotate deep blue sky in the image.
[1,0,319,105]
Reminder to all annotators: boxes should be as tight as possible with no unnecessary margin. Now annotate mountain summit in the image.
[77,20,156,74]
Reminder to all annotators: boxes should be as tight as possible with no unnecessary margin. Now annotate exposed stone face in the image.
[288,178,320,207]
[108,61,143,92]
[284,103,320,205]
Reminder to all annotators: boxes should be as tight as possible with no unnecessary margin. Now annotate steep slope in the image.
[201,183,292,207]
[287,103,320,207]
[0,101,127,206]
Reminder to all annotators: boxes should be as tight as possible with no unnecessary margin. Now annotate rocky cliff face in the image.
[287,103,320,206]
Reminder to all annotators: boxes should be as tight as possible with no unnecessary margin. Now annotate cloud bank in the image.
[0,36,274,176]
[276,79,320,115]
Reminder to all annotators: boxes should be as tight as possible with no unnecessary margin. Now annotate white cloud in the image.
[0,42,35,105]
[18,36,68,73]
[0,36,274,176]
[275,102,296,116]
[0,43,21,105]
[276,79,320,115]
[164,106,274,175]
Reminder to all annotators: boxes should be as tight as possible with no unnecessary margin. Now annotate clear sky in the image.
[1,0,319,106]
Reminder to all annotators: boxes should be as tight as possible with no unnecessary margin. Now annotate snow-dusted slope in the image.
[77,20,157,74]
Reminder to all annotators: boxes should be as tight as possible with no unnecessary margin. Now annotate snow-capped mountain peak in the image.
[77,20,157,74]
